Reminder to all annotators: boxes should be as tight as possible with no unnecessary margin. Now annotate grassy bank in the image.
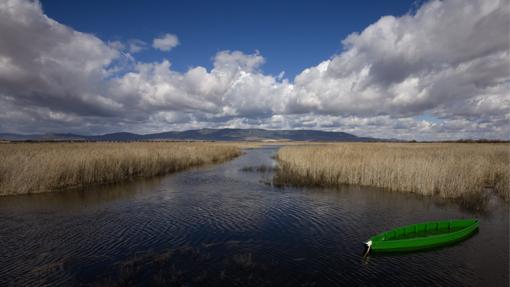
[0,142,241,196]
[275,143,509,201]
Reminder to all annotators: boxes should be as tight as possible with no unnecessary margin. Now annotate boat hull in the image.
[367,219,479,253]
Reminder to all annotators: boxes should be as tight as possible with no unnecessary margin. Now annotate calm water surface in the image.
[0,147,508,286]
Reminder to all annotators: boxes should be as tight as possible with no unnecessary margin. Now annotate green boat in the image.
[363,219,479,255]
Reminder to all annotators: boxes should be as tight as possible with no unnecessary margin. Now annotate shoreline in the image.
[273,143,510,204]
[0,142,242,196]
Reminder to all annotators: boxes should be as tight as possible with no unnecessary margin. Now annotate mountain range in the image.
[0,128,378,142]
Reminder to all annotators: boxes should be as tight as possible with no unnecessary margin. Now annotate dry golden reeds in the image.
[0,142,241,195]
[275,143,510,200]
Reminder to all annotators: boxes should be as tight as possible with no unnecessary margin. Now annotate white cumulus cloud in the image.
[152,33,179,51]
[0,0,508,140]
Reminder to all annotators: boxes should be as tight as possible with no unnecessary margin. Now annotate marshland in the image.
[3,142,508,202]
[2,0,509,284]
[0,142,508,286]
[0,142,241,196]
[274,143,510,202]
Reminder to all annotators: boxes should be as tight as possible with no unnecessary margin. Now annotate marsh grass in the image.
[275,143,509,201]
[0,142,241,196]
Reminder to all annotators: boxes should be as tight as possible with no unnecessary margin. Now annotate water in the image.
[0,147,508,286]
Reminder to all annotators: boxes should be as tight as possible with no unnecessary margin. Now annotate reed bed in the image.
[275,143,510,200]
[0,142,241,196]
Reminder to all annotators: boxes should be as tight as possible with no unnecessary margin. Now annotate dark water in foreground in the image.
[0,147,508,286]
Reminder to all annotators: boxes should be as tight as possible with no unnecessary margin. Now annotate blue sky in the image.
[0,0,508,139]
[41,0,418,78]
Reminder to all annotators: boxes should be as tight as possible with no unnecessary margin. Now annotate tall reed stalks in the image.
[0,142,241,195]
[275,143,509,200]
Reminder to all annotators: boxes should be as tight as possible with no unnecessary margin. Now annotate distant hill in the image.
[0,128,377,142]
[0,133,85,141]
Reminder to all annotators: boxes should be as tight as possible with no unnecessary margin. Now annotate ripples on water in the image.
[0,147,508,286]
